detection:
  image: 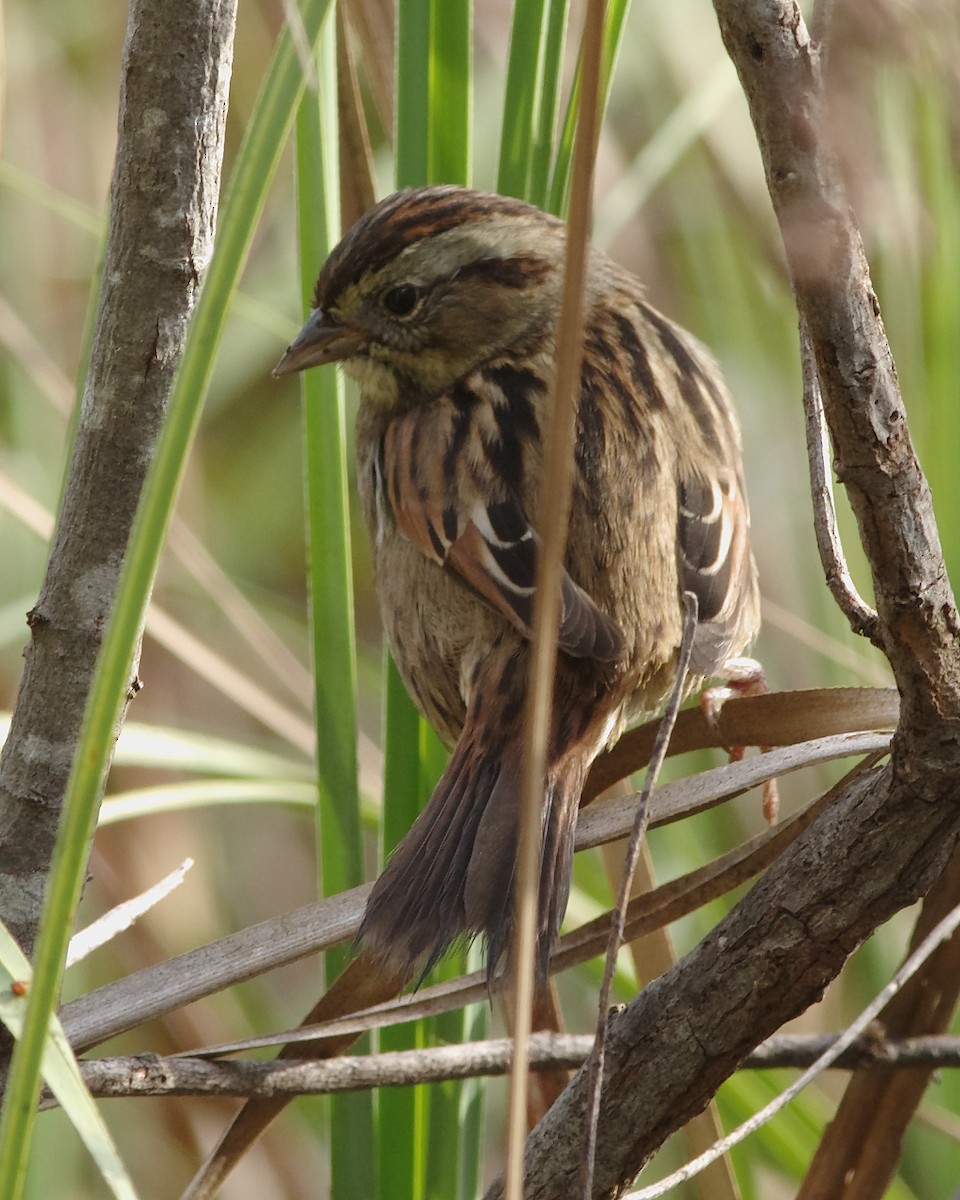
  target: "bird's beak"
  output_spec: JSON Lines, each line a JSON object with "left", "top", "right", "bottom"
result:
{"left": 273, "top": 309, "right": 367, "bottom": 378}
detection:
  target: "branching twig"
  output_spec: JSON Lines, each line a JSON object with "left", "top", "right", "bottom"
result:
{"left": 800, "top": 325, "right": 882, "bottom": 645}
{"left": 625, "top": 900, "right": 960, "bottom": 1199}
{"left": 64, "top": 1030, "right": 960, "bottom": 1104}
{"left": 581, "top": 593, "right": 698, "bottom": 1198}
{"left": 713, "top": 1, "right": 960, "bottom": 730}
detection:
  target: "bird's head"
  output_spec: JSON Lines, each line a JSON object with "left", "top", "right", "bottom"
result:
{"left": 274, "top": 186, "right": 567, "bottom": 407}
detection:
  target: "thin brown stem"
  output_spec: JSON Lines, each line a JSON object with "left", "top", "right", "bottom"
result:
{"left": 800, "top": 324, "right": 881, "bottom": 645}
{"left": 581, "top": 592, "right": 698, "bottom": 1198}
{"left": 507, "top": 1, "right": 607, "bottom": 1193}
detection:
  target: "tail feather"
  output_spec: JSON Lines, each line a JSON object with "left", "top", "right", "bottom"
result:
{"left": 536, "top": 763, "right": 584, "bottom": 972}
{"left": 359, "top": 722, "right": 586, "bottom": 984}
{"left": 359, "top": 747, "right": 483, "bottom": 973}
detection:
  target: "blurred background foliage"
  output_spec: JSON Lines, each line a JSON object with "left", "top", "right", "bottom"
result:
{"left": 0, "top": 0, "right": 958, "bottom": 1196}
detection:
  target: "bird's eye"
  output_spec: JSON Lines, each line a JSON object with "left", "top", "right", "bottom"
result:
{"left": 381, "top": 284, "right": 421, "bottom": 318}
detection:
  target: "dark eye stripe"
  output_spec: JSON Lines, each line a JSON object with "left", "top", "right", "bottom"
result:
{"left": 455, "top": 254, "right": 552, "bottom": 289}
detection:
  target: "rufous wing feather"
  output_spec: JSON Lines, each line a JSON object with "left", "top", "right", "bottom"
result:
{"left": 382, "top": 418, "right": 625, "bottom": 662}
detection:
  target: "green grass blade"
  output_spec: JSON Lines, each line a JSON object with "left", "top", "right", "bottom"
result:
{"left": 428, "top": 0, "right": 472, "bottom": 183}
{"left": 379, "top": 7, "right": 435, "bottom": 1186}
{"left": 547, "top": 0, "right": 632, "bottom": 215}
{"left": 396, "top": 0, "right": 431, "bottom": 187}
{"left": 295, "top": 18, "right": 376, "bottom": 1198}
{"left": 295, "top": 18, "right": 362, "bottom": 939}
{"left": 453, "top": 954, "right": 487, "bottom": 1200}
{"left": 497, "top": 0, "right": 569, "bottom": 205}
{"left": 915, "top": 79, "right": 960, "bottom": 579}
{"left": 98, "top": 779, "right": 318, "bottom": 823}
{"left": 378, "top": 659, "right": 431, "bottom": 1200}
{"left": 380, "top": 3, "right": 474, "bottom": 1183}
{"left": 528, "top": 0, "right": 569, "bottom": 206}
{"left": 110, "top": 721, "right": 313, "bottom": 780}
{"left": 497, "top": 0, "right": 547, "bottom": 198}
{"left": 396, "top": 0, "right": 471, "bottom": 187}
{"left": 0, "top": 923, "right": 138, "bottom": 1200}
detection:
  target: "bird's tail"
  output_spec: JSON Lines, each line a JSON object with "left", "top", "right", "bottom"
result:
{"left": 359, "top": 693, "right": 587, "bottom": 984}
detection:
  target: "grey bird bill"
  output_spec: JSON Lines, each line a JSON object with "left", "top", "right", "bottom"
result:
{"left": 273, "top": 308, "right": 367, "bottom": 377}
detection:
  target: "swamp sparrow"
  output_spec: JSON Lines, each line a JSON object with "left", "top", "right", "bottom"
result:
{"left": 276, "top": 185, "right": 760, "bottom": 982}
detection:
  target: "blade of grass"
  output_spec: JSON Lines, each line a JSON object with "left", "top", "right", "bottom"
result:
{"left": 497, "top": 0, "right": 569, "bottom": 206}
{"left": 295, "top": 17, "right": 377, "bottom": 1199}
{"left": 454, "top": 947, "right": 488, "bottom": 1200}
{"left": 378, "top": 663, "right": 430, "bottom": 1200}
{"left": 428, "top": 0, "right": 472, "bottom": 184}
{"left": 547, "top": 0, "right": 632, "bottom": 215}
{"left": 914, "top": 76, "right": 960, "bottom": 580}
{"left": 382, "top": 0, "right": 473, "bottom": 1191}
{"left": 0, "top": 922, "right": 138, "bottom": 1200}
{"left": 396, "top": 0, "right": 430, "bottom": 187}
{"left": 98, "top": 780, "right": 319, "bottom": 824}
{"left": 421, "top": 21, "right": 475, "bottom": 1167}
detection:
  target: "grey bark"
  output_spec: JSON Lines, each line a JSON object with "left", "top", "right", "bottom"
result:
{"left": 0, "top": 0, "right": 237, "bottom": 953}
{"left": 483, "top": 3, "right": 960, "bottom": 1196}
{"left": 64, "top": 1034, "right": 960, "bottom": 1104}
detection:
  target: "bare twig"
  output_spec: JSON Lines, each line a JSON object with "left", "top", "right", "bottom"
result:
{"left": 600, "top": 834, "right": 740, "bottom": 1200}
{"left": 800, "top": 324, "right": 881, "bottom": 645}
{"left": 748, "top": 1032, "right": 960, "bottom": 1070}
{"left": 798, "top": 845, "right": 960, "bottom": 1199}
{"left": 581, "top": 593, "right": 698, "bottom": 1198}
{"left": 625, "top": 899, "right": 960, "bottom": 1199}
{"left": 54, "top": 1029, "right": 960, "bottom": 1106}
{"left": 169, "top": 759, "right": 861, "bottom": 1061}
{"left": 60, "top": 718, "right": 890, "bottom": 1057}
{"left": 713, "top": 1, "right": 960, "bottom": 731}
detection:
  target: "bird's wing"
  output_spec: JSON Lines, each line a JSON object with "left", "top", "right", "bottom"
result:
{"left": 676, "top": 466, "right": 757, "bottom": 673}
{"left": 379, "top": 416, "right": 624, "bottom": 662}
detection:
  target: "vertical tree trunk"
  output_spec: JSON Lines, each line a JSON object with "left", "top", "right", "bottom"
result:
{"left": 0, "top": 0, "right": 238, "bottom": 954}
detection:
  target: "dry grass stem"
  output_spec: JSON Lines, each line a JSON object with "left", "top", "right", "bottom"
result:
{"left": 507, "top": 2, "right": 607, "bottom": 1194}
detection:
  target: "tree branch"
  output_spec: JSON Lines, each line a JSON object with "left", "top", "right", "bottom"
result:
{"left": 480, "top": 4, "right": 960, "bottom": 1196}
{"left": 0, "top": 0, "right": 237, "bottom": 954}
{"left": 59, "top": 710, "right": 890, "bottom": 1057}
{"left": 712, "top": 1, "right": 960, "bottom": 740}
{"left": 60, "top": 1033, "right": 960, "bottom": 1104}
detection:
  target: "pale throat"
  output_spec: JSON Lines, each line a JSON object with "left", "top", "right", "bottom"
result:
{"left": 341, "top": 355, "right": 400, "bottom": 408}
{"left": 342, "top": 344, "right": 489, "bottom": 410}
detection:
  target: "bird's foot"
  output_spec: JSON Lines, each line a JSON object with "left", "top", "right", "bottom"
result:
{"left": 700, "top": 657, "right": 779, "bottom": 823}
